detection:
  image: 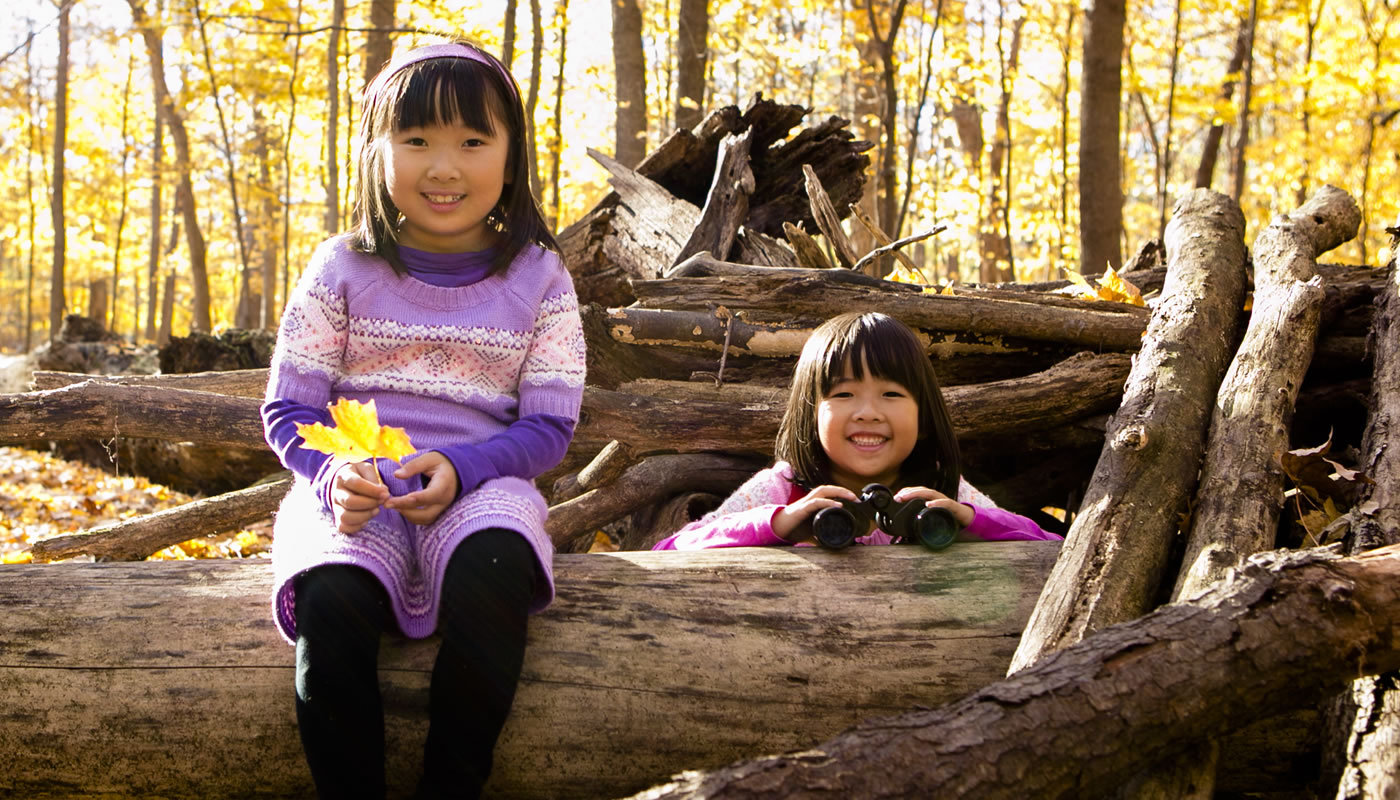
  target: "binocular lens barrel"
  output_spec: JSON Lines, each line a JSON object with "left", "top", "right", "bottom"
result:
{"left": 812, "top": 506, "right": 858, "bottom": 549}
{"left": 912, "top": 506, "right": 958, "bottom": 551}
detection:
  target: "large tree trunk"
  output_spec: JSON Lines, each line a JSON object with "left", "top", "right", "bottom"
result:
{"left": 0, "top": 545, "right": 1060, "bottom": 799}
{"left": 633, "top": 545, "right": 1400, "bottom": 800}
{"left": 611, "top": 0, "right": 647, "bottom": 167}
{"left": 1009, "top": 189, "right": 1248, "bottom": 672}
{"left": 1078, "top": 0, "right": 1126, "bottom": 274}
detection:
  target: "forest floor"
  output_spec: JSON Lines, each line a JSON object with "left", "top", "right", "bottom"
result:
{"left": 0, "top": 445, "right": 273, "bottom": 564}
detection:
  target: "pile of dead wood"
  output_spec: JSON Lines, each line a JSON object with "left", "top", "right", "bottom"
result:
{"left": 1, "top": 98, "right": 1397, "bottom": 798}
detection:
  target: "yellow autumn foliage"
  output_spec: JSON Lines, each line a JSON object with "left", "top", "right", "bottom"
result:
{"left": 296, "top": 398, "right": 417, "bottom": 466}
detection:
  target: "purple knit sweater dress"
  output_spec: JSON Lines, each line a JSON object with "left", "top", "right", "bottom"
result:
{"left": 263, "top": 235, "right": 586, "bottom": 643}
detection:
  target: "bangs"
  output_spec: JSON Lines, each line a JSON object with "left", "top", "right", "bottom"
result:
{"left": 383, "top": 59, "right": 506, "bottom": 135}
{"left": 817, "top": 315, "right": 926, "bottom": 396}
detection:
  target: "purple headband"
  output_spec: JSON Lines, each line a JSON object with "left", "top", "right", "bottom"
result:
{"left": 374, "top": 42, "right": 518, "bottom": 102}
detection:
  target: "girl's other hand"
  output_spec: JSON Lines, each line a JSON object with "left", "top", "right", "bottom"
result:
{"left": 387, "top": 451, "right": 458, "bottom": 527}
{"left": 893, "top": 486, "right": 975, "bottom": 528}
{"left": 330, "top": 461, "right": 391, "bottom": 534}
{"left": 773, "top": 485, "right": 859, "bottom": 542}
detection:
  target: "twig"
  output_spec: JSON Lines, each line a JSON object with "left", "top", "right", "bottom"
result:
{"left": 850, "top": 225, "right": 948, "bottom": 274}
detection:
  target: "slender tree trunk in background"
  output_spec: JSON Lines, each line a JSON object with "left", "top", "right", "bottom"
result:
{"left": 1228, "top": 0, "right": 1257, "bottom": 202}
{"left": 863, "top": 0, "right": 907, "bottom": 258}
{"left": 1296, "top": 0, "right": 1324, "bottom": 206}
{"left": 363, "top": 0, "right": 394, "bottom": 85}
{"left": 24, "top": 34, "right": 38, "bottom": 353}
{"left": 1354, "top": 0, "right": 1398, "bottom": 266}
{"left": 193, "top": 0, "right": 253, "bottom": 327}
{"left": 897, "top": 3, "right": 942, "bottom": 242}
{"left": 549, "top": 0, "right": 569, "bottom": 227}
{"left": 324, "top": 0, "right": 345, "bottom": 235}
{"left": 254, "top": 105, "right": 278, "bottom": 329}
{"left": 1078, "top": 0, "right": 1126, "bottom": 274}
{"left": 503, "top": 0, "right": 518, "bottom": 67}
{"left": 282, "top": 0, "right": 304, "bottom": 315}
{"left": 986, "top": 8, "right": 1023, "bottom": 283}
{"left": 849, "top": 0, "right": 886, "bottom": 263}
{"left": 526, "top": 0, "right": 544, "bottom": 201}
{"left": 49, "top": 2, "right": 70, "bottom": 344}
{"left": 1158, "top": 0, "right": 1182, "bottom": 237}
{"left": 112, "top": 49, "right": 134, "bottom": 338}
{"left": 144, "top": 8, "right": 164, "bottom": 344}
{"left": 129, "top": 0, "right": 213, "bottom": 332}
{"left": 1193, "top": 18, "right": 1247, "bottom": 189}
{"left": 1056, "top": 2, "right": 1073, "bottom": 280}
{"left": 612, "top": 0, "right": 647, "bottom": 167}
{"left": 675, "top": 0, "right": 709, "bottom": 130}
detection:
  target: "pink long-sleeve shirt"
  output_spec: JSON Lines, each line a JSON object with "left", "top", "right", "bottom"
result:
{"left": 653, "top": 461, "right": 1062, "bottom": 550}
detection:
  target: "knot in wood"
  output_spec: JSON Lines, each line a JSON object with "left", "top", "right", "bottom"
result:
{"left": 1112, "top": 425, "right": 1148, "bottom": 451}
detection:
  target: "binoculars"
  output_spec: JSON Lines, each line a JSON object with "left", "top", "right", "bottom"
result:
{"left": 811, "top": 483, "right": 959, "bottom": 551}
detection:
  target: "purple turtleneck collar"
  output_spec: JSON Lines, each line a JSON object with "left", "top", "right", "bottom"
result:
{"left": 398, "top": 245, "right": 497, "bottom": 287}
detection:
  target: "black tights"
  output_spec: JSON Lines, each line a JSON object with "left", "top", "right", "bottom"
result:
{"left": 293, "top": 529, "right": 536, "bottom": 800}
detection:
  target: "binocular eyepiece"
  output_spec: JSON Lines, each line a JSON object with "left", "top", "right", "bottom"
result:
{"left": 811, "top": 483, "right": 959, "bottom": 551}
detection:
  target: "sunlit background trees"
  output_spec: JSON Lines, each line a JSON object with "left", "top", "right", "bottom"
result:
{"left": 1, "top": 0, "right": 1395, "bottom": 350}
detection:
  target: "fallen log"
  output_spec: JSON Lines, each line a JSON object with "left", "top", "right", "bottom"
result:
{"left": 1009, "top": 189, "right": 1249, "bottom": 673}
{"left": 630, "top": 274, "right": 1152, "bottom": 351}
{"left": 10, "top": 353, "right": 1133, "bottom": 467}
{"left": 1130, "top": 185, "right": 1359, "bottom": 799}
{"left": 1, "top": 544, "right": 1059, "bottom": 799}
{"left": 29, "top": 474, "right": 292, "bottom": 563}
{"left": 630, "top": 544, "right": 1400, "bottom": 800}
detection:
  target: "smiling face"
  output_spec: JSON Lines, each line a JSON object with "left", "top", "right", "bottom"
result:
{"left": 815, "top": 353, "right": 921, "bottom": 493}
{"left": 384, "top": 114, "right": 510, "bottom": 254}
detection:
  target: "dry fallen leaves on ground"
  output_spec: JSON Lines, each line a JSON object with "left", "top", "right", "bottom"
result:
{"left": 0, "top": 446, "right": 272, "bottom": 564}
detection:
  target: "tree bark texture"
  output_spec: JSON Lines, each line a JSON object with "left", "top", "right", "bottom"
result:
{"left": 1329, "top": 256, "right": 1400, "bottom": 800}
{"left": 630, "top": 545, "right": 1400, "bottom": 800}
{"left": 630, "top": 274, "right": 1152, "bottom": 352}
{"left": 1174, "top": 185, "right": 1360, "bottom": 598}
{"left": 673, "top": 129, "right": 754, "bottom": 265}
{"left": 1129, "top": 185, "right": 1359, "bottom": 800}
{"left": 0, "top": 545, "right": 1060, "bottom": 799}
{"left": 1009, "top": 189, "right": 1248, "bottom": 673}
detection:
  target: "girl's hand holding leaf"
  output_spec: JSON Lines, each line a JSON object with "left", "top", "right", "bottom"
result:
{"left": 296, "top": 398, "right": 419, "bottom": 533}
{"left": 330, "top": 461, "right": 391, "bottom": 533}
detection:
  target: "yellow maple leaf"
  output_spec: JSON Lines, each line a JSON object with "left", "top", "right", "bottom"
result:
{"left": 296, "top": 398, "right": 417, "bottom": 471}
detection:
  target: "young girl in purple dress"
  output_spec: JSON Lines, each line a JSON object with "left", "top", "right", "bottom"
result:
{"left": 655, "top": 312, "right": 1060, "bottom": 550}
{"left": 261, "top": 40, "right": 585, "bottom": 799}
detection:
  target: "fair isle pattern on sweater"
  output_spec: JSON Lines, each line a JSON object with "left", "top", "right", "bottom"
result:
{"left": 265, "top": 236, "right": 585, "bottom": 643}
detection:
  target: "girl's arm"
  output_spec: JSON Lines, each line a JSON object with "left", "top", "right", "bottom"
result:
{"left": 652, "top": 505, "right": 791, "bottom": 550}
{"left": 959, "top": 504, "right": 1063, "bottom": 541}
{"left": 433, "top": 413, "right": 574, "bottom": 494}
{"left": 651, "top": 464, "right": 801, "bottom": 550}
{"left": 955, "top": 478, "right": 1063, "bottom": 541}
